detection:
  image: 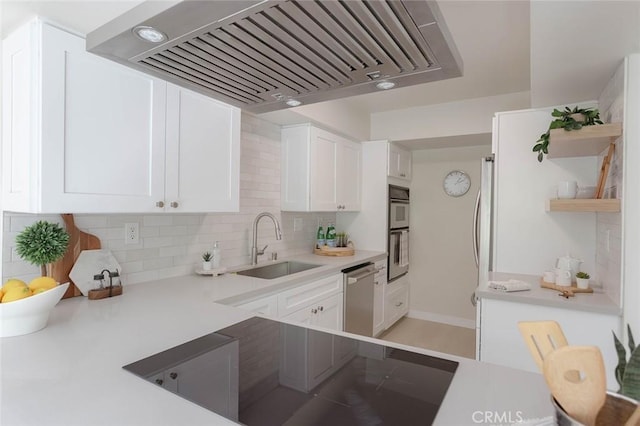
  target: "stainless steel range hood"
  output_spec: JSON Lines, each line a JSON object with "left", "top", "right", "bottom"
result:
{"left": 87, "top": 0, "right": 462, "bottom": 114}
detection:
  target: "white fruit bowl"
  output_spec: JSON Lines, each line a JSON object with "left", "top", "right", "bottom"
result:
{"left": 0, "top": 282, "right": 69, "bottom": 337}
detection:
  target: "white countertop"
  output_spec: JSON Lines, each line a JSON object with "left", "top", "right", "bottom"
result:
{"left": 476, "top": 272, "right": 621, "bottom": 316}
{"left": 1, "top": 252, "right": 554, "bottom": 425}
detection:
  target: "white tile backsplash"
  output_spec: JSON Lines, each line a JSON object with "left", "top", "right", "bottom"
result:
{"left": 2, "top": 113, "right": 336, "bottom": 286}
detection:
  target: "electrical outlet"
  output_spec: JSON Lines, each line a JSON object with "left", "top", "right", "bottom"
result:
{"left": 125, "top": 223, "right": 139, "bottom": 245}
{"left": 293, "top": 217, "right": 303, "bottom": 232}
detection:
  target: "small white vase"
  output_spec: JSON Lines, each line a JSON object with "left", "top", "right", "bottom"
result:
{"left": 202, "top": 261, "right": 212, "bottom": 271}
{"left": 576, "top": 277, "right": 590, "bottom": 289}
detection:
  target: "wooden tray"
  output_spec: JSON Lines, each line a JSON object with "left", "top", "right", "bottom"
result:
{"left": 51, "top": 214, "right": 102, "bottom": 299}
{"left": 314, "top": 245, "right": 355, "bottom": 257}
{"left": 88, "top": 286, "right": 123, "bottom": 300}
{"left": 541, "top": 279, "right": 593, "bottom": 298}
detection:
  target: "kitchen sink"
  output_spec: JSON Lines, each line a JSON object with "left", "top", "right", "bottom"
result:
{"left": 235, "top": 261, "right": 321, "bottom": 280}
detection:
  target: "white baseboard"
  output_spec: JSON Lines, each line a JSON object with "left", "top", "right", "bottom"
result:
{"left": 407, "top": 309, "right": 476, "bottom": 329}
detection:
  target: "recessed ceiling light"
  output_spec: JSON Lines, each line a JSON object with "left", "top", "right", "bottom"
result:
{"left": 376, "top": 81, "right": 396, "bottom": 90}
{"left": 132, "top": 26, "right": 167, "bottom": 43}
{"left": 285, "top": 99, "right": 302, "bottom": 107}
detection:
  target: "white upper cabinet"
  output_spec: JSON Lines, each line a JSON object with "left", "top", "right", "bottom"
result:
{"left": 281, "top": 124, "right": 361, "bottom": 212}
{"left": 2, "top": 19, "right": 240, "bottom": 214}
{"left": 387, "top": 143, "right": 412, "bottom": 180}
{"left": 164, "top": 85, "right": 240, "bottom": 212}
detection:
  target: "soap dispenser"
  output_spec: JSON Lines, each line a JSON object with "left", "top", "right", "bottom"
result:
{"left": 212, "top": 241, "right": 221, "bottom": 268}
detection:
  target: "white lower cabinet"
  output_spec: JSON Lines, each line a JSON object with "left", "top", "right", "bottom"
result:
{"left": 234, "top": 273, "right": 344, "bottom": 332}
{"left": 279, "top": 308, "right": 357, "bottom": 393}
{"left": 479, "top": 297, "right": 621, "bottom": 389}
{"left": 384, "top": 275, "right": 409, "bottom": 330}
{"left": 373, "top": 260, "right": 387, "bottom": 337}
{"left": 152, "top": 339, "right": 239, "bottom": 421}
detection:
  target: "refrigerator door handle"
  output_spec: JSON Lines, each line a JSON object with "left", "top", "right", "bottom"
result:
{"left": 473, "top": 188, "right": 480, "bottom": 267}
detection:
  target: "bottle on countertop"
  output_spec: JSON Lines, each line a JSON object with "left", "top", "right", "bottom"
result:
{"left": 326, "top": 223, "right": 336, "bottom": 247}
{"left": 316, "top": 221, "right": 325, "bottom": 249}
{"left": 212, "top": 241, "right": 221, "bottom": 268}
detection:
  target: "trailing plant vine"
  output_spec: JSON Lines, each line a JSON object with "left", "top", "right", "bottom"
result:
{"left": 533, "top": 106, "right": 603, "bottom": 162}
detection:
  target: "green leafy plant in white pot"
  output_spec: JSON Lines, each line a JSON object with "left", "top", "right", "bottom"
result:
{"left": 575, "top": 271, "right": 590, "bottom": 289}
{"left": 202, "top": 251, "right": 213, "bottom": 271}
{"left": 15, "top": 221, "right": 69, "bottom": 277}
{"left": 533, "top": 106, "right": 603, "bottom": 162}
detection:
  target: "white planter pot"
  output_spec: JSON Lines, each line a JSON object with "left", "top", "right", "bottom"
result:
{"left": 576, "top": 277, "right": 590, "bottom": 289}
{"left": 202, "top": 261, "right": 212, "bottom": 271}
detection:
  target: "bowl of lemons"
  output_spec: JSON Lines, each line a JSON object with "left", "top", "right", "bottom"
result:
{"left": 0, "top": 277, "right": 69, "bottom": 337}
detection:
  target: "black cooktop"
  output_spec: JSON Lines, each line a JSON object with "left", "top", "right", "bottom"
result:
{"left": 124, "top": 317, "right": 458, "bottom": 426}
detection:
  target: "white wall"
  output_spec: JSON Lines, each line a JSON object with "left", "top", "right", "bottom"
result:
{"left": 259, "top": 98, "right": 371, "bottom": 142}
{"left": 597, "top": 60, "right": 625, "bottom": 306}
{"left": 370, "top": 91, "right": 530, "bottom": 142}
{"left": 2, "top": 113, "right": 335, "bottom": 285}
{"left": 493, "top": 106, "right": 598, "bottom": 277}
{"left": 408, "top": 144, "right": 491, "bottom": 328}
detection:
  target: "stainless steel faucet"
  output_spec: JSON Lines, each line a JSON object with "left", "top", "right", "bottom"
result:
{"left": 251, "top": 212, "right": 282, "bottom": 265}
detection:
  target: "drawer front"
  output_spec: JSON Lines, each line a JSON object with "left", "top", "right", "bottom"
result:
{"left": 278, "top": 273, "right": 343, "bottom": 317}
{"left": 235, "top": 295, "right": 278, "bottom": 317}
{"left": 385, "top": 285, "right": 409, "bottom": 329}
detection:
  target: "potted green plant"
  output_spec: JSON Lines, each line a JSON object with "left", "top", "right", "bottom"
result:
{"left": 533, "top": 106, "right": 603, "bottom": 162}
{"left": 202, "top": 251, "right": 213, "bottom": 271}
{"left": 613, "top": 325, "right": 640, "bottom": 401}
{"left": 575, "top": 271, "right": 590, "bottom": 289}
{"left": 15, "top": 221, "right": 69, "bottom": 277}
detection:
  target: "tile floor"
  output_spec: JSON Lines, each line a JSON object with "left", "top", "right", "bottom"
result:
{"left": 379, "top": 317, "right": 476, "bottom": 359}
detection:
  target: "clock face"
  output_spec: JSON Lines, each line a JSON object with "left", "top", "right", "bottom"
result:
{"left": 443, "top": 170, "right": 471, "bottom": 197}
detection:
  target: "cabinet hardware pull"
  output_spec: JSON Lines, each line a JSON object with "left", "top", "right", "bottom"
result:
{"left": 155, "top": 378, "right": 164, "bottom": 385}
{"left": 170, "top": 201, "right": 179, "bottom": 208}
{"left": 319, "top": 306, "right": 324, "bottom": 312}
{"left": 169, "top": 372, "right": 178, "bottom": 380}
{"left": 155, "top": 201, "right": 165, "bottom": 208}
{"left": 311, "top": 308, "right": 317, "bottom": 314}
{"left": 395, "top": 302, "right": 403, "bottom": 307}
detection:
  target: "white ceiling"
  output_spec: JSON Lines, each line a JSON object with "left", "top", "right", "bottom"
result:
{"left": 2, "top": 1, "right": 639, "bottom": 127}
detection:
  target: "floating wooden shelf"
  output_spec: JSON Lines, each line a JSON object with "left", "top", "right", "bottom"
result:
{"left": 547, "top": 122, "right": 622, "bottom": 159}
{"left": 547, "top": 199, "right": 621, "bottom": 212}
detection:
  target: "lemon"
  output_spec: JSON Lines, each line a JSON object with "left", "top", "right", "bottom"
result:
{"left": 28, "top": 276, "right": 57, "bottom": 292}
{"left": 2, "top": 286, "right": 32, "bottom": 303}
{"left": 2, "top": 279, "right": 27, "bottom": 293}
{"left": 32, "top": 288, "right": 48, "bottom": 295}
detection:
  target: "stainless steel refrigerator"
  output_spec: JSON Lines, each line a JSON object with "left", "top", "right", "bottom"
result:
{"left": 472, "top": 154, "right": 495, "bottom": 359}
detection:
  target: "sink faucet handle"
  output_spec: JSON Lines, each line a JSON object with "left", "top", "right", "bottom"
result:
{"left": 258, "top": 245, "right": 268, "bottom": 255}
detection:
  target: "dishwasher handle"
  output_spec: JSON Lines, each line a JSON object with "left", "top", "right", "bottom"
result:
{"left": 347, "top": 269, "right": 377, "bottom": 285}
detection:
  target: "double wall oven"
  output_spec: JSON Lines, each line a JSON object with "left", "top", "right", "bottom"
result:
{"left": 388, "top": 185, "right": 410, "bottom": 281}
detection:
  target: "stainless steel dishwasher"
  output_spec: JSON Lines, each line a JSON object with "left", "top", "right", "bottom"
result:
{"left": 343, "top": 262, "right": 378, "bottom": 337}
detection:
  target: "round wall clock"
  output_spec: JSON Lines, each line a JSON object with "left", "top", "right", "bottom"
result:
{"left": 443, "top": 170, "right": 471, "bottom": 197}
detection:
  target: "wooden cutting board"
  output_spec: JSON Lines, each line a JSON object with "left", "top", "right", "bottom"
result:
{"left": 51, "top": 214, "right": 101, "bottom": 299}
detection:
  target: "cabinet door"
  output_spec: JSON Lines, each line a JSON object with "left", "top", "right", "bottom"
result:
{"left": 373, "top": 264, "right": 387, "bottom": 337}
{"left": 336, "top": 140, "right": 361, "bottom": 211}
{"left": 39, "top": 23, "right": 167, "bottom": 213}
{"left": 307, "top": 329, "right": 334, "bottom": 390}
{"left": 2, "top": 21, "right": 35, "bottom": 212}
{"left": 309, "top": 128, "right": 338, "bottom": 211}
{"left": 387, "top": 144, "right": 411, "bottom": 180}
{"left": 398, "top": 148, "right": 412, "bottom": 180}
{"left": 165, "top": 85, "right": 240, "bottom": 212}
{"left": 168, "top": 340, "right": 239, "bottom": 421}
{"left": 313, "top": 292, "right": 344, "bottom": 331}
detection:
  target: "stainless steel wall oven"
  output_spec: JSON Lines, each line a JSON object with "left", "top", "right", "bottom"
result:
{"left": 388, "top": 185, "right": 410, "bottom": 282}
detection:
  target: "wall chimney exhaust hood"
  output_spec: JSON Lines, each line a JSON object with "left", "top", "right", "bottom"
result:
{"left": 87, "top": 0, "right": 463, "bottom": 114}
